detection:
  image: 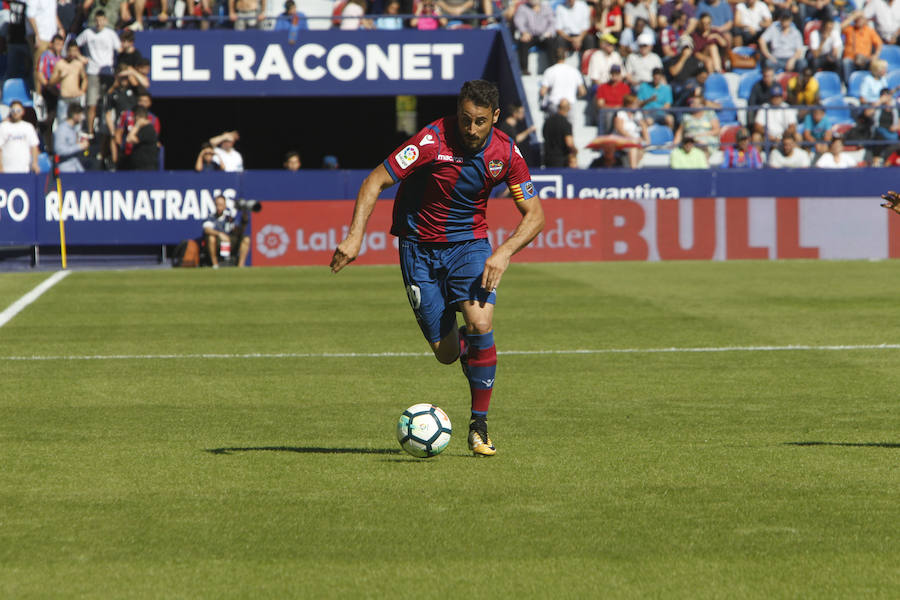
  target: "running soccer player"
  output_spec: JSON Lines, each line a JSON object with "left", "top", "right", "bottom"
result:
{"left": 330, "top": 80, "right": 545, "bottom": 456}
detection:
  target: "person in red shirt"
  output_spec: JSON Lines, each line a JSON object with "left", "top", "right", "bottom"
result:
{"left": 595, "top": 65, "right": 633, "bottom": 132}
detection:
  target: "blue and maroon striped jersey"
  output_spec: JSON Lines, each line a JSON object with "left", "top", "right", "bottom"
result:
{"left": 383, "top": 115, "right": 536, "bottom": 243}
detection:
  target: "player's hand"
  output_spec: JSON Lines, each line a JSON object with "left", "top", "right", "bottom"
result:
{"left": 330, "top": 237, "right": 362, "bottom": 273}
{"left": 881, "top": 190, "right": 900, "bottom": 214}
{"left": 481, "top": 251, "right": 511, "bottom": 292}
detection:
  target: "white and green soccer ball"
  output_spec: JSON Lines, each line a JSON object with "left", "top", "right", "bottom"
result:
{"left": 396, "top": 404, "right": 452, "bottom": 458}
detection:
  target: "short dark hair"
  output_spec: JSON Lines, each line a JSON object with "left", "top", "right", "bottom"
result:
{"left": 69, "top": 104, "right": 84, "bottom": 116}
{"left": 458, "top": 80, "right": 499, "bottom": 112}
{"left": 120, "top": 29, "right": 135, "bottom": 42}
{"left": 284, "top": 150, "right": 300, "bottom": 161}
{"left": 134, "top": 106, "right": 149, "bottom": 119}
{"left": 505, "top": 102, "right": 522, "bottom": 115}
{"left": 52, "top": 34, "right": 64, "bottom": 43}
{"left": 9, "top": 100, "right": 23, "bottom": 110}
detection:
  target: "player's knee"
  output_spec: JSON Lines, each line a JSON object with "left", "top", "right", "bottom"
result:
{"left": 465, "top": 319, "right": 493, "bottom": 335}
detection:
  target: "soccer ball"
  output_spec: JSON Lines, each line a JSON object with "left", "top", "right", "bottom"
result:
{"left": 396, "top": 404, "right": 452, "bottom": 458}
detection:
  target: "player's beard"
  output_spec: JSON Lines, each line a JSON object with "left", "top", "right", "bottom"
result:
{"left": 462, "top": 132, "right": 488, "bottom": 152}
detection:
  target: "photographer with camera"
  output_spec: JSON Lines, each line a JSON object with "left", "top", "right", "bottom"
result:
{"left": 203, "top": 195, "right": 254, "bottom": 268}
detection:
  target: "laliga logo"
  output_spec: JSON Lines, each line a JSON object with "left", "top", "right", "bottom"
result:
{"left": 0, "top": 188, "right": 30, "bottom": 222}
{"left": 256, "top": 224, "right": 289, "bottom": 258}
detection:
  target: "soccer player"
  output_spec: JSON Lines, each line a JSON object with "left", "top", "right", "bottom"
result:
{"left": 330, "top": 80, "right": 545, "bottom": 457}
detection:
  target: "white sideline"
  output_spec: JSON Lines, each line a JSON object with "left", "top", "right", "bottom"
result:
{"left": 3, "top": 343, "right": 900, "bottom": 361}
{"left": 0, "top": 271, "right": 71, "bottom": 329}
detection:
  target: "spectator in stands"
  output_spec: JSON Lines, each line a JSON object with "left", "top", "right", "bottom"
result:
{"left": 411, "top": 0, "right": 447, "bottom": 29}
{"left": 638, "top": 67, "right": 674, "bottom": 129}
{"left": 539, "top": 46, "right": 587, "bottom": 112}
{"left": 860, "top": 59, "right": 889, "bottom": 105}
{"left": 612, "top": 94, "right": 649, "bottom": 167}
{"left": 195, "top": 142, "right": 221, "bottom": 171}
{"left": 554, "top": 0, "right": 594, "bottom": 55}
{"left": 759, "top": 10, "right": 806, "bottom": 73}
{"left": 809, "top": 16, "right": 843, "bottom": 74}
{"left": 667, "top": 37, "right": 708, "bottom": 106}
{"left": 542, "top": 97, "right": 576, "bottom": 166}
{"left": 594, "top": 0, "right": 623, "bottom": 39}
{"left": 211, "top": 131, "right": 244, "bottom": 171}
{"left": 695, "top": 0, "right": 733, "bottom": 47}
{"left": 499, "top": 102, "right": 538, "bottom": 150}
{"left": 595, "top": 64, "right": 631, "bottom": 130}
{"left": 675, "top": 93, "right": 720, "bottom": 152}
{"left": 660, "top": 10, "right": 688, "bottom": 62}
{"left": 49, "top": 41, "right": 87, "bottom": 128}
{"left": 340, "top": 0, "right": 373, "bottom": 29}
{"left": 874, "top": 88, "right": 900, "bottom": 158}
{"left": 276, "top": 0, "right": 309, "bottom": 33}
{"left": 116, "top": 30, "right": 144, "bottom": 70}
{"left": 192, "top": 0, "right": 215, "bottom": 30}
{"left": 670, "top": 136, "right": 709, "bottom": 168}
{"left": 121, "top": 0, "right": 170, "bottom": 31}
{"left": 115, "top": 92, "right": 159, "bottom": 168}
{"left": 587, "top": 33, "right": 623, "bottom": 86}
{"left": 323, "top": 154, "right": 340, "bottom": 169}
{"left": 659, "top": 0, "right": 696, "bottom": 31}
{"left": 816, "top": 135, "right": 857, "bottom": 167}
{"left": 802, "top": 107, "right": 833, "bottom": 154}
{"left": 373, "top": 0, "right": 402, "bottom": 29}
{"left": 436, "top": 0, "right": 477, "bottom": 26}
{"left": 691, "top": 13, "right": 726, "bottom": 73}
{"left": 0, "top": 101, "right": 40, "bottom": 173}
{"left": 36, "top": 33, "right": 64, "bottom": 148}
{"left": 627, "top": 0, "right": 657, "bottom": 28}
{"left": 754, "top": 84, "right": 798, "bottom": 142}
{"left": 513, "top": 0, "right": 557, "bottom": 74}
{"left": 734, "top": 0, "right": 772, "bottom": 46}
{"left": 76, "top": 12, "right": 121, "bottom": 136}
{"left": 787, "top": 67, "right": 819, "bottom": 106}
{"left": 104, "top": 64, "right": 142, "bottom": 165}
{"left": 283, "top": 150, "right": 301, "bottom": 170}
{"left": 722, "top": 127, "right": 764, "bottom": 167}
{"left": 842, "top": 11, "right": 882, "bottom": 84}
{"left": 125, "top": 106, "right": 158, "bottom": 170}
{"left": 769, "top": 132, "right": 811, "bottom": 167}
{"left": 625, "top": 32, "right": 663, "bottom": 85}
{"left": 864, "top": 0, "right": 897, "bottom": 44}
{"left": 204, "top": 195, "right": 250, "bottom": 268}
{"left": 26, "top": 0, "right": 63, "bottom": 90}
{"left": 229, "top": 0, "right": 265, "bottom": 29}
{"left": 748, "top": 65, "right": 776, "bottom": 125}
{"left": 55, "top": 103, "right": 88, "bottom": 172}
{"left": 619, "top": 16, "right": 654, "bottom": 54}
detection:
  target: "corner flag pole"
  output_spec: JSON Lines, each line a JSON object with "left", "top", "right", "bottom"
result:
{"left": 54, "top": 157, "right": 67, "bottom": 269}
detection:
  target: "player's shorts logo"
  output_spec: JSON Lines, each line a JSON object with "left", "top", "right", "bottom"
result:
{"left": 256, "top": 224, "right": 290, "bottom": 258}
{"left": 488, "top": 160, "right": 503, "bottom": 177}
{"left": 396, "top": 145, "right": 420, "bottom": 170}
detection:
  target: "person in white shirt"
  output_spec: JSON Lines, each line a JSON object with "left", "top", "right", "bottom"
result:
{"left": 754, "top": 84, "right": 799, "bottom": 142}
{"left": 809, "top": 17, "right": 843, "bottom": 73}
{"left": 555, "top": 0, "right": 593, "bottom": 53}
{"left": 76, "top": 12, "right": 121, "bottom": 135}
{"left": 768, "top": 134, "right": 811, "bottom": 167}
{"left": 864, "top": 0, "right": 897, "bottom": 43}
{"left": 734, "top": 0, "right": 772, "bottom": 45}
{"left": 210, "top": 130, "right": 244, "bottom": 172}
{"left": 0, "top": 101, "right": 41, "bottom": 173}
{"left": 625, "top": 32, "right": 663, "bottom": 84}
{"left": 539, "top": 47, "right": 587, "bottom": 111}
{"left": 587, "top": 33, "right": 623, "bottom": 86}
{"left": 815, "top": 136, "right": 858, "bottom": 168}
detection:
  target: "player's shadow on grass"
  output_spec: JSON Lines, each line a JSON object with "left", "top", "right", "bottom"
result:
{"left": 786, "top": 441, "right": 900, "bottom": 449}
{"left": 205, "top": 446, "right": 403, "bottom": 456}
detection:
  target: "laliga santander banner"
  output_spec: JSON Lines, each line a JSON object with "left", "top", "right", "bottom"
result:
{"left": 250, "top": 195, "right": 900, "bottom": 266}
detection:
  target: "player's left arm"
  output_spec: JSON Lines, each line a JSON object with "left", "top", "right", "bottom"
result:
{"left": 881, "top": 190, "right": 900, "bottom": 214}
{"left": 482, "top": 195, "right": 544, "bottom": 292}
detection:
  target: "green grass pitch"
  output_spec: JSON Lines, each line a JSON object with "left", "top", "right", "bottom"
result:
{"left": 2, "top": 261, "right": 900, "bottom": 598}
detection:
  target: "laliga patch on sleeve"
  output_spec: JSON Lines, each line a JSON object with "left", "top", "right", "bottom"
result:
{"left": 395, "top": 144, "right": 420, "bottom": 170}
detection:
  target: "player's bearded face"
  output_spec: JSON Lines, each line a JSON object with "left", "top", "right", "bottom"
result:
{"left": 458, "top": 100, "right": 500, "bottom": 151}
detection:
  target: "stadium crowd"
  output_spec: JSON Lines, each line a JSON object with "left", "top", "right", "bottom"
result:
{"left": 2, "top": 0, "right": 900, "bottom": 170}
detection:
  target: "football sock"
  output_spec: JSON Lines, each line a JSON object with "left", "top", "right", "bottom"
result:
{"left": 465, "top": 330, "right": 496, "bottom": 418}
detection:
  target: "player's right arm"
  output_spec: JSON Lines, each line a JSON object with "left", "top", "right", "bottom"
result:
{"left": 330, "top": 163, "right": 396, "bottom": 273}
{"left": 881, "top": 190, "right": 900, "bottom": 214}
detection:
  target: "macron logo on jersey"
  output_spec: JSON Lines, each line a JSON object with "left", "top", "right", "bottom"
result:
{"left": 437, "top": 153, "right": 463, "bottom": 163}
{"left": 419, "top": 134, "right": 434, "bottom": 146}
{"left": 395, "top": 144, "right": 419, "bottom": 170}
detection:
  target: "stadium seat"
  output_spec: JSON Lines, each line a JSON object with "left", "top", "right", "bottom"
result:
{"left": 647, "top": 124, "right": 674, "bottom": 154}
{"left": 803, "top": 20, "right": 821, "bottom": 46}
{"left": 847, "top": 70, "right": 868, "bottom": 98}
{"left": 37, "top": 152, "right": 52, "bottom": 173}
{"left": 881, "top": 45, "right": 900, "bottom": 72}
{"left": 776, "top": 71, "right": 796, "bottom": 96}
{"left": 730, "top": 46, "right": 759, "bottom": 75}
{"left": 1, "top": 78, "right": 33, "bottom": 107}
{"left": 715, "top": 97, "right": 740, "bottom": 126}
{"left": 823, "top": 95, "right": 852, "bottom": 124}
{"left": 0, "top": 105, "right": 8, "bottom": 121}
{"left": 738, "top": 71, "right": 762, "bottom": 100}
{"left": 704, "top": 73, "right": 731, "bottom": 102}
{"left": 719, "top": 124, "right": 741, "bottom": 145}
{"left": 887, "top": 69, "right": 900, "bottom": 93}
{"left": 814, "top": 71, "right": 843, "bottom": 99}
{"left": 722, "top": 72, "right": 740, "bottom": 101}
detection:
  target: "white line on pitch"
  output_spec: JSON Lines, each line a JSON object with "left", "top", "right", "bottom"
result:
{"left": 0, "top": 271, "right": 71, "bottom": 329}
{"left": 3, "top": 343, "right": 900, "bottom": 361}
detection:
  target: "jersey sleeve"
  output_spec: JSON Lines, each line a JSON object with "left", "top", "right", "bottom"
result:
{"left": 505, "top": 143, "right": 537, "bottom": 203}
{"left": 382, "top": 126, "right": 440, "bottom": 183}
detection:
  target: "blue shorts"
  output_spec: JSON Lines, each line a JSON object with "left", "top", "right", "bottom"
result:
{"left": 399, "top": 238, "right": 496, "bottom": 343}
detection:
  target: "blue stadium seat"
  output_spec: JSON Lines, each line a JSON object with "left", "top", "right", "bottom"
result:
{"left": 715, "top": 97, "right": 740, "bottom": 126}
{"left": 814, "top": 71, "right": 843, "bottom": 100}
{"left": 737, "top": 71, "right": 762, "bottom": 100}
{"left": 1, "top": 78, "right": 33, "bottom": 107}
{"left": 888, "top": 69, "right": 900, "bottom": 94}
{"left": 704, "top": 73, "right": 731, "bottom": 102}
{"left": 37, "top": 152, "right": 52, "bottom": 174}
{"left": 648, "top": 124, "right": 674, "bottom": 154}
{"left": 847, "top": 70, "right": 869, "bottom": 98}
{"left": 881, "top": 45, "right": 900, "bottom": 72}
{"left": 822, "top": 95, "right": 852, "bottom": 124}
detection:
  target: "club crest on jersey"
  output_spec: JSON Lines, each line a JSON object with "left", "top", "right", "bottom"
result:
{"left": 396, "top": 144, "right": 419, "bottom": 170}
{"left": 488, "top": 159, "right": 504, "bottom": 177}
